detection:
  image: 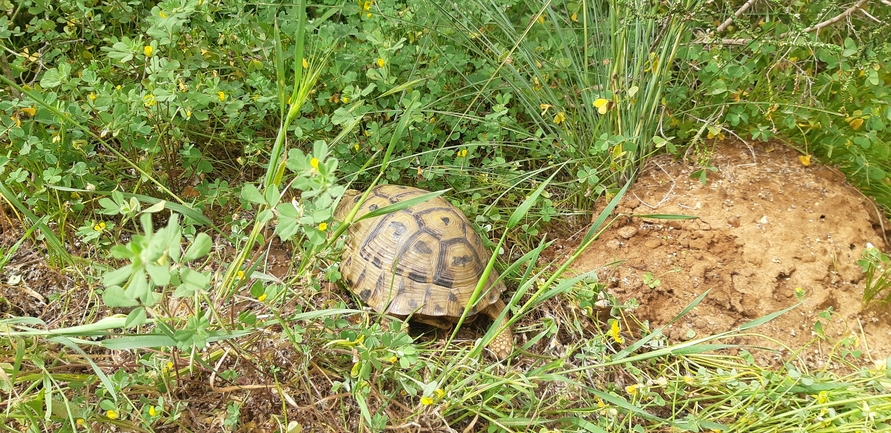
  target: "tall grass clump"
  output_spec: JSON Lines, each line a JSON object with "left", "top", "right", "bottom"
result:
{"left": 430, "top": 0, "right": 702, "bottom": 201}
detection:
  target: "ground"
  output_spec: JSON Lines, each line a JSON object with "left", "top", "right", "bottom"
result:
{"left": 3, "top": 138, "right": 891, "bottom": 431}
{"left": 572, "top": 139, "right": 891, "bottom": 368}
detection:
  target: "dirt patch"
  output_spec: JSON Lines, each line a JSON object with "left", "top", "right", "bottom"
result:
{"left": 574, "top": 139, "right": 891, "bottom": 367}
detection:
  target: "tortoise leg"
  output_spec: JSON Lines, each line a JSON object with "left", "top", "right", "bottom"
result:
{"left": 483, "top": 300, "right": 514, "bottom": 359}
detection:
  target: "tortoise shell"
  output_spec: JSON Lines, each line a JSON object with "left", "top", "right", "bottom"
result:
{"left": 335, "top": 185, "right": 512, "bottom": 358}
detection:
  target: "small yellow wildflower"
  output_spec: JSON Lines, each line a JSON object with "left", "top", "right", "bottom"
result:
{"left": 302, "top": 58, "right": 308, "bottom": 69}
{"left": 536, "top": 15, "right": 545, "bottom": 24}
{"left": 388, "top": 355, "right": 398, "bottom": 363}
{"left": 539, "top": 103, "right": 552, "bottom": 115}
{"left": 217, "top": 91, "right": 226, "bottom": 102}
{"left": 257, "top": 293, "right": 267, "bottom": 302}
{"left": 76, "top": 419, "right": 85, "bottom": 426}
{"left": 310, "top": 157, "right": 320, "bottom": 170}
{"left": 89, "top": 92, "right": 97, "bottom": 101}
{"left": 144, "top": 45, "right": 153, "bottom": 57}
{"left": 159, "top": 10, "right": 168, "bottom": 18}
{"left": 353, "top": 143, "right": 359, "bottom": 151}
{"left": 625, "top": 384, "right": 639, "bottom": 396}
{"left": 143, "top": 94, "right": 156, "bottom": 107}
{"left": 93, "top": 222, "right": 106, "bottom": 231}
{"left": 185, "top": 109, "right": 192, "bottom": 118}
{"left": 794, "top": 286, "right": 806, "bottom": 297}
{"left": 608, "top": 319, "right": 624, "bottom": 343}
{"left": 553, "top": 111, "right": 565, "bottom": 124}
{"left": 434, "top": 389, "right": 445, "bottom": 399}
{"left": 798, "top": 155, "right": 811, "bottom": 167}
{"left": 683, "top": 375, "right": 694, "bottom": 385}
{"left": 420, "top": 396, "right": 434, "bottom": 406}
{"left": 596, "top": 397, "right": 606, "bottom": 408}
{"left": 456, "top": 149, "right": 468, "bottom": 158}
{"left": 115, "top": 85, "right": 122, "bottom": 91}
{"left": 571, "top": 12, "right": 578, "bottom": 22}
{"left": 815, "top": 390, "right": 829, "bottom": 404}
{"left": 366, "top": 12, "right": 372, "bottom": 18}
{"left": 236, "top": 270, "right": 245, "bottom": 280}
{"left": 848, "top": 117, "right": 864, "bottom": 130}
{"left": 163, "top": 361, "right": 174, "bottom": 373}
{"left": 362, "top": 1, "right": 372, "bottom": 10}
{"left": 342, "top": 96, "right": 349, "bottom": 103}
{"left": 593, "top": 98, "right": 610, "bottom": 114}
{"left": 148, "top": 406, "right": 157, "bottom": 417}
{"left": 318, "top": 222, "right": 328, "bottom": 232}
{"left": 377, "top": 58, "right": 386, "bottom": 68}
{"left": 106, "top": 410, "right": 119, "bottom": 420}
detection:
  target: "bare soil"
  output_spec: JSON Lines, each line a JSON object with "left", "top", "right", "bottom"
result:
{"left": 574, "top": 139, "right": 891, "bottom": 367}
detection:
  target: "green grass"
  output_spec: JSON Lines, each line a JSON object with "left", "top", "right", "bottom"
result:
{"left": 1, "top": 0, "right": 891, "bottom": 431}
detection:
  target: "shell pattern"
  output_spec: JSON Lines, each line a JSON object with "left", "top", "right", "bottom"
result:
{"left": 335, "top": 185, "right": 505, "bottom": 322}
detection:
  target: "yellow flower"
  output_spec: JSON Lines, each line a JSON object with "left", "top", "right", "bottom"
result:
{"left": 310, "top": 157, "right": 320, "bottom": 170}
{"left": 302, "top": 58, "right": 308, "bottom": 69}
{"left": 76, "top": 419, "right": 85, "bottom": 426}
{"left": 362, "top": 1, "right": 372, "bottom": 10}
{"left": 848, "top": 117, "right": 864, "bottom": 130}
{"left": 377, "top": 58, "right": 385, "bottom": 68}
{"left": 536, "top": 15, "right": 545, "bottom": 24}
{"left": 236, "top": 270, "right": 245, "bottom": 280}
{"left": 593, "top": 98, "right": 610, "bottom": 114}
{"left": 93, "top": 222, "right": 106, "bottom": 231}
{"left": 571, "top": 12, "right": 578, "bottom": 22}
{"left": 434, "top": 389, "right": 445, "bottom": 399}
{"left": 625, "top": 384, "right": 639, "bottom": 396}
{"left": 553, "top": 111, "right": 565, "bottom": 124}
{"left": 420, "top": 396, "right": 434, "bottom": 406}
{"left": 185, "top": 109, "right": 192, "bottom": 118}
{"left": 20, "top": 107, "right": 36, "bottom": 116}
{"left": 217, "top": 91, "right": 226, "bottom": 102}
{"left": 163, "top": 361, "right": 174, "bottom": 373}
{"left": 388, "top": 355, "right": 398, "bottom": 363}
{"left": 159, "top": 10, "right": 167, "bottom": 18}
{"left": 143, "top": 94, "right": 156, "bottom": 107}
{"left": 815, "top": 390, "right": 829, "bottom": 404}
{"left": 596, "top": 397, "right": 606, "bottom": 408}
{"left": 608, "top": 320, "right": 624, "bottom": 343}
{"left": 683, "top": 375, "right": 694, "bottom": 385}
{"left": 318, "top": 222, "right": 328, "bottom": 232}
{"left": 456, "top": 149, "right": 468, "bottom": 158}
{"left": 342, "top": 96, "right": 350, "bottom": 103}
{"left": 106, "top": 410, "right": 119, "bottom": 420}
{"left": 89, "top": 92, "right": 96, "bottom": 101}
{"left": 257, "top": 293, "right": 267, "bottom": 302}
{"left": 148, "top": 406, "right": 157, "bottom": 417}
{"left": 539, "top": 103, "right": 552, "bottom": 115}
{"left": 144, "top": 45, "right": 153, "bottom": 57}
{"left": 366, "top": 12, "right": 372, "bottom": 18}
{"left": 353, "top": 143, "right": 359, "bottom": 151}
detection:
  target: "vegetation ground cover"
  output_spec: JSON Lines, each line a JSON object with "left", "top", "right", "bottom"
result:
{"left": 1, "top": 0, "right": 891, "bottom": 431}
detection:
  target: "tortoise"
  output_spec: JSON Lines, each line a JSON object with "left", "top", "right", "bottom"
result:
{"left": 335, "top": 184, "right": 513, "bottom": 359}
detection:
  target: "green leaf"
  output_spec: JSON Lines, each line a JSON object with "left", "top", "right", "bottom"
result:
{"left": 102, "top": 286, "right": 140, "bottom": 307}
{"left": 241, "top": 183, "right": 266, "bottom": 205}
{"left": 103, "top": 265, "right": 133, "bottom": 287}
{"left": 125, "top": 307, "right": 147, "bottom": 328}
{"left": 508, "top": 172, "right": 556, "bottom": 229}
{"left": 39, "top": 68, "right": 63, "bottom": 88}
{"left": 182, "top": 233, "right": 212, "bottom": 262}
{"left": 145, "top": 262, "right": 170, "bottom": 286}
{"left": 174, "top": 268, "right": 210, "bottom": 297}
